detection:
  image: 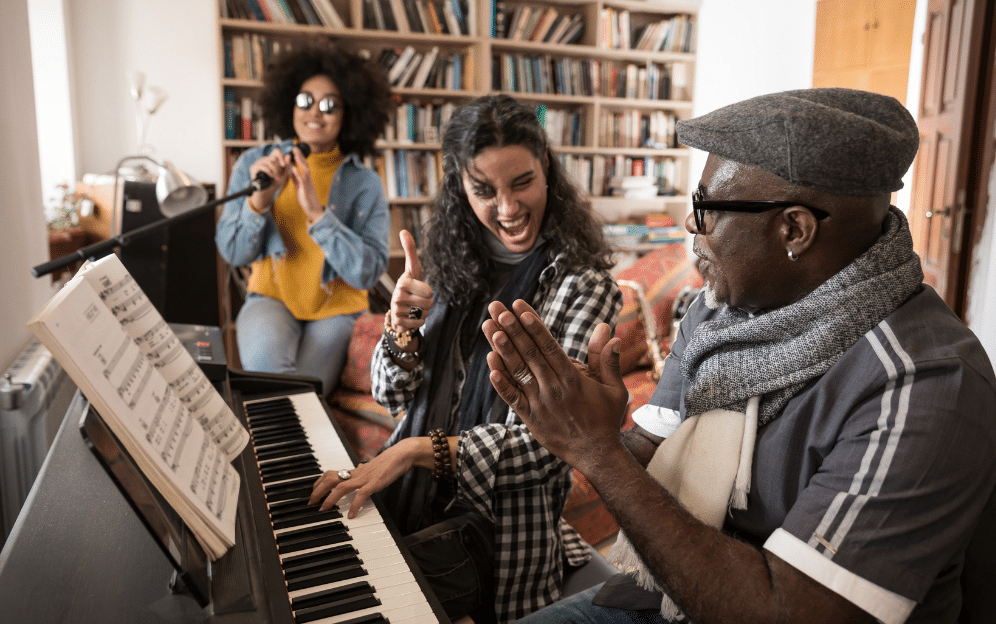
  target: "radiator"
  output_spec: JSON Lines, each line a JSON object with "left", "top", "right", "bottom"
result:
{"left": 0, "top": 337, "right": 78, "bottom": 544}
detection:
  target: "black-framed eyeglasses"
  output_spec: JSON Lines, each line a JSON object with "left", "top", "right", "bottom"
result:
{"left": 691, "top": 187, "right": 830, "bottom": 233}
{"left": 295, "top": 92, "right": 340, "bottom": 115}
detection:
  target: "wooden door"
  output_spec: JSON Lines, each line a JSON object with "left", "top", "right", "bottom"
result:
{"left": 907, "top": 0, "right": 988, "bottom": 314}
{"left": 812, "top": 0, "right": 916, "bottom": 104}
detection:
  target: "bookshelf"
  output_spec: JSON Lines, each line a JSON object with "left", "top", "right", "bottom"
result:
{"left": 218, "top": 0, "right": 700, "bottom": 272}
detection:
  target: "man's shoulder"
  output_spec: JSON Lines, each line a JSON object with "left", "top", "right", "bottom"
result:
{"left": 878, "top": 284, "right": 995, "bottom": 384}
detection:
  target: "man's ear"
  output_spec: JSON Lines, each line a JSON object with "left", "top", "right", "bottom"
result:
{"left": 781, "top": 206, "right": 820, "bottom": 258}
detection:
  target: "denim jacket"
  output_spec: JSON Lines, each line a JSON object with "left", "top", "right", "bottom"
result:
{"left": 215, "top": 139, "right": 389, "bottom": 290}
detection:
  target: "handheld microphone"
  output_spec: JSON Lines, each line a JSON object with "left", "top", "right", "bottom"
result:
{"left": 251, "top": 143, "right": 312, "bottom": 191}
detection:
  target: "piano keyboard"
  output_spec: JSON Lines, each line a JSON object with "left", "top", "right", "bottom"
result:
{"left": 244, "top": 392, "right": 442, "bottom": 624}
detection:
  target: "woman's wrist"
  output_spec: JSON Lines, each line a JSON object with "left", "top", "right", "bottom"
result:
{"left": 247, "top": 195, "right": 266, "bottom": 214}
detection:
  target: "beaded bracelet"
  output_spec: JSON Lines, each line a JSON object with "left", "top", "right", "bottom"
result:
{"left": 381, "top": 334, "right": 420, "bottom": 364}
{"left": 383, "top": 311, "right": 413, "bottom": 348}
{"left": 429, "top": 428, "right": 453, "bottom": 480}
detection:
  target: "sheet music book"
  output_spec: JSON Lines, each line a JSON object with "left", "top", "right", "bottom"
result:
{"left": 27, "top": 254, "right": 250, "bottom": 560}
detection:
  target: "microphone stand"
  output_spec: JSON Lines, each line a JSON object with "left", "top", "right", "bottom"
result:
{"left": 32, "top": 182, "right": 259, "bottom": 279}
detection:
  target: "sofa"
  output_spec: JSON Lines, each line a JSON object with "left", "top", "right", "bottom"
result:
{"left": 326, "top": 243, "right": 703, "bottom": 547}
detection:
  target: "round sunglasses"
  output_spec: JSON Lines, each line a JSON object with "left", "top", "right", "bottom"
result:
{"left": 295, "top": 92, "right": 340, "bottom": 115}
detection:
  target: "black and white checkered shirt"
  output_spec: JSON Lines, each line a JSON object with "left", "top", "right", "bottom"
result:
{"left": 371, "top": 256, "right": 622, "bottom": 622}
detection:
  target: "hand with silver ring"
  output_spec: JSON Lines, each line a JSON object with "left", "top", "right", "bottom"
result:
{"left": 337, "top": 469, "right": 352, "bottom": 481}
{"left": 408, "top": 306, "right": 423, "bottom": 320}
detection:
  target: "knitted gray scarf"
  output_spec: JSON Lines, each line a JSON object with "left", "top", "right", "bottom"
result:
{"left": 681, "top": 206, "right": 924, "bottom": 424}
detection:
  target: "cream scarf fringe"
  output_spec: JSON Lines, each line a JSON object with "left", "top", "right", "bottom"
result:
{"left": 607, "top": 396, "right": 760, "bottom": 620}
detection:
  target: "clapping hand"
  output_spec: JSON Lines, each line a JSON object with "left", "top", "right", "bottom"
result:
{"left": 482, "top": 300, "right": 629, "bottom": 471}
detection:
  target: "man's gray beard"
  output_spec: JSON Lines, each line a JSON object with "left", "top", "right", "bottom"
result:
{"left": 702, "top": 283, "right": 721, "bottom": 310}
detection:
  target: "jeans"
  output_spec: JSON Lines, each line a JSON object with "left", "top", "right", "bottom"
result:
{"left": 516, "top": 584, "right": 672, "bottom": 624}
{"left": 236, "top": 292, "right": 360, "bottom": 394}
{"left": 403, "top": 511, "right": 497, "bottom": 624}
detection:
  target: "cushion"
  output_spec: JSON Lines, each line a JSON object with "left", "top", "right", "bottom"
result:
{"left": 339, "top": 311, "right": 383, "bottom": 393}
{"left": 614, "top": 245, "right": 703, "bottom": 375}
{"left": 329, "top": 390, "right": 399, "bottom": 432}
{"left": 329, "top": 405, "right": 393, "bottom": 463}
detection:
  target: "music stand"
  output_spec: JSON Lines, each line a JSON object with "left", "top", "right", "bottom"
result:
{"left": 79, "top": 404, "right": 211, "bottom": 607}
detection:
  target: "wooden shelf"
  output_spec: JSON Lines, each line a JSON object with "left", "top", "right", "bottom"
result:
{"left": 218, "top": 0, "right": 699, "bottom": 263}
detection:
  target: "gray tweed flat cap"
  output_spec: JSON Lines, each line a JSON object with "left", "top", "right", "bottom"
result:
{"left": 676, "top": 88, "right": 919, "bottom": 195}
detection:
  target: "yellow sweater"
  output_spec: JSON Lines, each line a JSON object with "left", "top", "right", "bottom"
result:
{"left": 248, "top": 147, "right": 368, "bottom": 320}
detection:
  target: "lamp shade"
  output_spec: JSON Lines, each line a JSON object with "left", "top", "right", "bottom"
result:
{"left": 156, "top": 161, "right": 208, "bottom": 217}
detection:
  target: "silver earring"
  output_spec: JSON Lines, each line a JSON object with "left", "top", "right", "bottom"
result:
{"left": 788, "top": 250, "right": 798, "bottom": 261}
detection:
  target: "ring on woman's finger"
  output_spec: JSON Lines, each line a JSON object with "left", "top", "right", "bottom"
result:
{"left": 337, "top": 469, "right": 352, "bottom": 481}
{"left": 517, "top": 372, "right": 534, "bottom": 387}
{"left": 409, "top": 306, "right": 423, "bottom": 320}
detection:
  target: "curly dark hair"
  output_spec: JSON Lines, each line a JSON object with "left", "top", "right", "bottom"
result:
{"left": 259, "top": 42, "right": 392, "bottom": 158}
{"left": 422, "top": 94, "right": 613, "bottom": 308}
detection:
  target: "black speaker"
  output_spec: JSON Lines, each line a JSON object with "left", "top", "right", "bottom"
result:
{"left": 118, "top": 180, "right": 219, "bottom": 327}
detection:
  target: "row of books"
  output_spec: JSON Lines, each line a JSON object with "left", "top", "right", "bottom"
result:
{"left": 560, "top": 154, "right": 683, "bottom": 198}
{"left": 389, "top": 204, "right": 433, "bottom": 255}
{"left": 386, "top": 101, "right": 457, "bottom": 144}
{"left": 224, "top": 91, "right": 269, "bottom": 141}
{"left": 493, "top": 3, "right": 585, "bottom": 44}
{"left": 364, "top": 0, "right": 474, "bottom": 35}
{"left": 599, "top": 9, "right": 695, "bottom": 53}
{"left": 602, "top": 222, "right": 684, "bottom": 245}
{"left": 374, "top": 149, "right": 443, "bottom": 200}
{"left": 223, "top": 34, "right": 296, "bottom": 81}
{"left": 222, "top": 0, "right": 345, "bottom": 28}
{"left": 378, "top": 46, "right": 471, "bottom": 90}
{"left": 599, "top": 110, "right": 679, "bottom": 150}
{"left": 492, "top": 54, "right": 690, "bottom": 102}
{"left": 536, "top": 106, "right": 584, "bottom": 148}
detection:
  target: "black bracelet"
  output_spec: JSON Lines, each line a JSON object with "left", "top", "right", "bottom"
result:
{"left": 382, "top": 334, "right": 420, "bottom": 364}
{"left": 429, "top": 428, "right": 453, "bottom": 480}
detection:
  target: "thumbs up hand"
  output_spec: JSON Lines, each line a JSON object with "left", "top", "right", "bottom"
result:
{"left": 390, "top": 230, "right": 433, "bottom": 334}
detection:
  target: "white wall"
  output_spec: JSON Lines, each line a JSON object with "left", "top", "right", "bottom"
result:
{"left": 690, "top": 0, "right": 818, "bottom": 187}
{"left": 0, "top": 0, "right": 62, "bottom": 371}
{"left": 64, "top": 0, "right": 223, "bottom": 188}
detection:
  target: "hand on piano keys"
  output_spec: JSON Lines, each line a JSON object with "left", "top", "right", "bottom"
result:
{"left": 309, "top": 438, "right": 421, "bottom": 517}
{"left": 245, "top": 392, "right": 444, "bottom": 623}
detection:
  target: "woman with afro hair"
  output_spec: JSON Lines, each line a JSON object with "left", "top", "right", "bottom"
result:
{"left": 217, "top": 43, "right": 392, "bottom": 393}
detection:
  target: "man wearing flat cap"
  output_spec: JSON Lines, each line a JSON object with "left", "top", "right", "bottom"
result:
{"left": 482, "top": 88, "right": 996, "bottom": 623}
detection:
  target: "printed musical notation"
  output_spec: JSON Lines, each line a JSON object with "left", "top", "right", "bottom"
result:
{"left": 28, "top": 254, "right": 244, "bottom": 558}
{"left": 90, "top": 262, "right": 249, "bottom": 462}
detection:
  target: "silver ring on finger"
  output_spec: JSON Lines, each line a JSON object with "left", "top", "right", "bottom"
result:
{"left": 409, "top": 306, "right": 423, "bottom": 320}
{"left": 517, "top": 372, "right": 534, "bottom": 387}
{"left": 337, "top": 469, "right": 352, "bottom": 481}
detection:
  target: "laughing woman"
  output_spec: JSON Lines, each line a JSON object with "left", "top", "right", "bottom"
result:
{"left": 310, "top": 94, "right": 623, "bottom": 624}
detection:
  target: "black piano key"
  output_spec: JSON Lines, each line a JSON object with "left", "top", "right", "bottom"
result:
{"left": 286, "top": 563, "right": 367, "bottom": 592}
{"left": 254, "top": 429, "right": 304, "bottom": 442}
{"left": 273, "top": 507, "right": 342, "bottom": 530}
{"left": 334, "top": 615, "right": 389, "bottom": 624}
{"left": 262, "top": 467, "right": 322, "bottom": 484}
{"left": 251, "top": 421, "right": 307, "bottom": 436}
{"left": 260, "top": 455, "right": 319, "bottom": 471}
{"left": 267, "top": 486, "right": 317, "bottom": 504}
{"left": 292, "top": 582, "right": 380, "bottom": 623}
{"left": 256, "top": 442, "right": 313, "bottom": 460}
{"left": 268, "top": 496, "right": 319, "bottom": 513}
{"left": 277, "top": 522, "right": 350, "bottom": 553}
{"left": 245, "top": 397, "right": 294, "bottom": 411}
{"left": 264, "top": 475, "right": 317, "bottom": 492}
{"left": 281, "top": 543, "right": 358, "bottom": 567}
